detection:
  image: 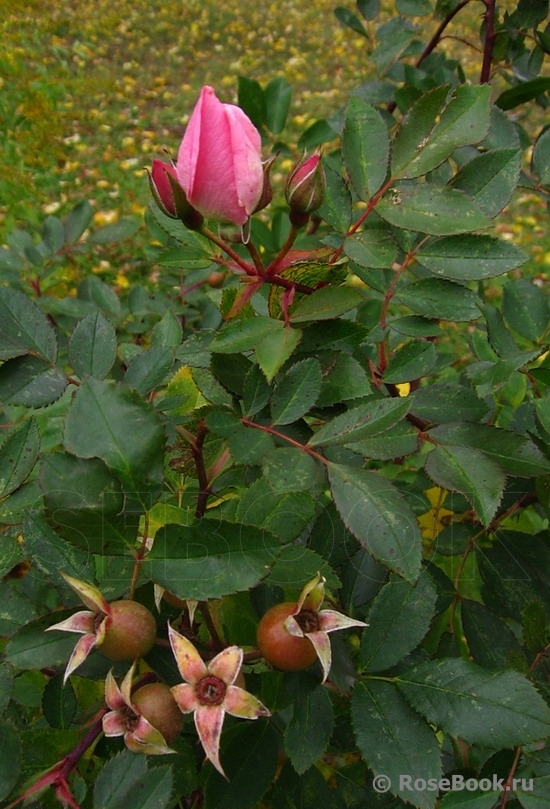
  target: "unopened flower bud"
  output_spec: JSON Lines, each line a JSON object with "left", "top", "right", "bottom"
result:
{"left": 252, "top": 153, "right": 277, "bottom": 214}
{"left": 149, "top": 159, "right": 204, "bottom": 230}
{"left": 285, "top": 153, "right": 326, "bottom": 221}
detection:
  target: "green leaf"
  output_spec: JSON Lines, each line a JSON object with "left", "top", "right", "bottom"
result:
{"left": 397, "top": 658, "right": 550, "bottom": 748}
{"left": 238, "top": 76, "right": 266, "bottom": 129}
{"left": 451, "top": 148, "right": 521, "bottom": 218}
{"left": 0, "top": 418, "right": 40, "bottom": 498}
{"left": 395, "top": 278, "right": 481, "bottom": 321}
{"left": 382, "top": 341, "right": 437, "bottom": 384}
{"left": 88, "top": 217, "right": 140, "bottom": 244}
{"left": 377, "top": 184, "right": 489, "bottom": 235}
{"left": 124, "top": 347, "right": 175, "bottom": 394}
{"left": 63, "top": 376, "right": 165, "bottom": 507}
{"left": 316, "top": 351, "right": 372, "bottom": 406}
{"left": 262, "top": 447, "right": 325, "bottom": 494}
{"left": 236, "top": 479, "right": 317, "bottom": 542}
{"left": 0, "top": 661, "right": 14, "bottom": 712}
{"left": 64, "top": 199, "right": 94, "bottom": 243}
{"left": 68, "top": 311, "right": 117, "bottom": 379}
{"left": 93, "top": 750, "right": 173, "bottom": 809}
{"left": 0, "top": 583, "right": 38, "bottom": 636}
{"left": 0, "top": 721, "right": 22, "bottom": 802}
{"left": 334, "top": 5, "right": 369, "bottom": 36}
{"left": 243, "top": 364, "right": 271, "bottom": 416}
{"left": 0, "top": 286, "right": 58, "bottom": 362}
{"left": 22, "top": 512, "right": 92, "bottom": 585}
{"left": 212, "top": 317, "right": 284, "bottom": 354}
{"left": 424, "top": 444, "right": 504, "bottom": 527}
{"left": 318, "top": 164, "right": 353, "bottom": 233}
{"left": 142, "top": 520, "right": 280, "bottom": 600}
{"left": 496, "top": 77, "right": 550, "bottom": 110}
{"left": 40, "top": 453, "right": 138, "bottom": 554}
{"left": 285, "top": 686, "right": 334, "bottom": 774}
{"left": 270, "top": 358, "right": 322, "bottom": 425}
{"left": 391, "top": 85, "right": 491, "bottom": 178}
{"left": 411, "top": 381, "right": 489, "bottom": 423}
{"left": 5, "top": 613, "right": 79, "bottom": 670}
{"left": 264, "top": 76, "right": 292, "bottom": 134}
{"left": 255, "top": 325, "right": 302, "bottom": 383}
{"left": 532, "top": 127, "right": 550, "bottom": 186}
{"left": 0, "top": 355, "right": 67, "bottom": 407}
{"left": 516, "top": 775, "right": 550, "bottom": 809}
{"left": 352, "top": 680, "right": 440, "bottom": 809}
{"left": 342, "top": 97, "right": 389, "bottom": 198}
{"left": 328, "top": 463, "right": 422, "bottom": 580}
{"left": 360, "top": 573, "right": 437, "bottom": 672}
{"left": 309, "top": 397, "right": 410, "bottom": 447}
{"left": 502, "top": 278, "right": 550, "bottom": 341}
{"left": 461, "top": 599, "right": 525, "bottom": 669}
{"left": 151, "top": 310, "right": 183, "bottom": 349}
{"left": 42, "top": 674, "right": 77, "bottom": 729}
{"left": 204, "top": 721, "right": 279, "bottom": 809}
{"left": 289, "top": 286, "right": 363, "bottom": 323}
{"left": 416, "top": 235, "right": 528, "bottom": 280}
{"left": 427, "top": 423, "right": 550, "bottom": 477}
{"left": 42, "top": 215, "right": 65, "bottom": 253}
{"left": 264, "top": 546, "right": 340, "bottom": 590}
{"left": 344, "top": 226, "right": 398, "bottom": 269}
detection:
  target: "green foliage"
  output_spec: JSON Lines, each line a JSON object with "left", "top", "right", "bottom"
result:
{"left": 1, "top": 1, "right": 550, "bottom": 807}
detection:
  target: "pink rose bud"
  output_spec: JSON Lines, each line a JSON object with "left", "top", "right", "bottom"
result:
{"left": 285, "top": 153, "right": 326, "bottom": 219}
{"left": 176, "top": 86, "right": 264, "bottom": 226}
{"left": 149, "top": 159, "right": 204, "bottom": 230}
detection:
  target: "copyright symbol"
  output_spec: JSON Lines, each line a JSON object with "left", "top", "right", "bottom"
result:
{"left": 373, "top": 774, "right": 391, "bottom": 793}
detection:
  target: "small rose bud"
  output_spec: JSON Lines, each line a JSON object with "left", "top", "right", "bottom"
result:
{"left": 149, "top": 159, "right": 204, "bottom": 230}
{"left": 252, "top": 153, "right": 277, "bottom": 214}
{"left": 285, "top": 153, "right": 326, "bottom": 221}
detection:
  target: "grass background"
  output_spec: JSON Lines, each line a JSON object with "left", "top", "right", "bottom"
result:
{"left": 1, "top": 0, "right": 549, "bottom": 278}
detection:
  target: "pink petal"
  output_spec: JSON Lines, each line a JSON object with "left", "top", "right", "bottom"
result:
{"left": 104, "top": 669, "right": 127, "bottom": 711}
{"left": 171, "top": 682, "right": 199, "bottom": 713}
{"left": 194, "top": 704, "right": 226, "bottom": 777}
{"left": 168, "top": 625, "right": 207, "bottom": 683}
{"left": 64, "top": 633, "right": 97, "bottom": 682}
{"left": 119, "top": 663, "right": 137, "bottom": 707}
{"left": 102, "top": 710, "right": 127, "bottom": 738}
{"left": 223, "top": 686, "right": 270, "bottom": 719}
{"left": 60, "top": 573, "right": 110, "bottom": 614}
{"left": 208, "top": 646, "right": 242, "bottom": 686}
{"left": 177, "top": 86, "right": 262, "bottom": 225}
{"left": 317, "top": 609, "right": 368, "bottom": 633}
{"left": 46, "top": 610, "right": 96, "bottom": 635}
{"left": 125, "top": 729, "right": 175, "bottom": 756}
{"left": 305, "top": 630, "right": 332, "bottom": 683}
{"left": 284, "top": 614, "right": 305, "bottom": 638}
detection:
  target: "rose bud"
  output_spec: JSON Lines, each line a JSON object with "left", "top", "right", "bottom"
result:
{"left": 149, "top": 159, "right": 204, "bottom": 230}
{"left": 176, "top": 86, "right": 264, "bottom": 226}
{"left": 285, "top": 153, "right": 326, "bottom": 226}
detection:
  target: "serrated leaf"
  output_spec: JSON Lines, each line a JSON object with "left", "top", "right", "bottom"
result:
{"left": 451, "top": 148, "right": 521, "bottom": 218}
{"left": 141, "top": 520, "right": 279, "bottom": 600}
{"left": 255, "top": 325, "right": 302, "bottom": 383}
{"left": 203, "top": 721, "right": 279, "bottom": 809}
{"left": 212, "top": 317, "right": 283, "bottom": 354}
{"left": 5, "top": 613, "right": 79, "bottom": 670}
{"left": 344, "top": 225, "right": 397, "bottom": 269}
{"left": 42, "top": 674, "right": 77, "bottom": 729}
{"left": 502, "top": 278, "right": 550, "bottom": 341}
{"left": 342, "top": 97, "right": 389, "bottom": 198}
{"left": 309, "top": 397, "right": 410, "bottom": 447}
{"left": 328, "top": 463, "right": 422, "bottom": 580}
{"left": 316, "top": 351, "right": 372, "bottom": 406}
{"left": 285, "top": 686, "right": 334, "bottom": 774}
{"left": 0, "top": 721, "right": 22, "bottom": 802}
{"left": 0, "top": 583, "right": 38, "bottom": 636}
{"left": 397, "top": 658, "right": 550, "bottom": 748}
{"left": 360, "top": 573, "right": 437, "bottom": 672}
{"left": 0, "top": 355, "right": 67, "bottom": 407}
{"left": 461, "top": 599, "right": 525, "bottom": 669}
{"left": 262, "top": 447, "right": 325, "bottom": 493}
{"left": 68, "top": 311, "right": 117, "bottom": 379}
{"left": 318, "top": 164, "right": 353, "bottom": 233}
{"left": 496, "top": 77, "right": 550, "bottom": 110}
{"left": 236, "top": 479, "right": 316, "bottom": 542}
{"left": 352, "top": 680, "right": 440, "bottom": 809}
{"left": 289, "top": 286, "right": 363, "bottom": 323}
{"left": 424, "top": 444, "right": 504, "bottom": 526}
{"left": 78, "top": 275, "right": 122, "bottom": 318}
{"left": 88, "top": 217, "right": 140, "bottom": 244}
{"left": 416, "top": 235, "right": 528, "bottom": 280}
{"left": 383, "top": 341, "right": 437, "bottom": 384}
{"left": 124, "top": 347, "right": 175, "bottom": 394}
{"left": 532, "top": 127, "right": 550, "bottom": 186}
{"left": 63, "top": 376, "right": 165, "bottom": 508}
{"left": 378, "top": 184, "right": 489, "bottom": 235}
{"left": 391, "top": 85, "right": 491, "bottom": 178}
{"left": 151, "top": 310, "right": 183, "bottom": 349}
{"left": 394, "top": 278, "right": 481, "bottom": 321}
{"left": 0, "top": 286, "right": 58, "bottom": 362}
{"left": 264, "top": 76, "right": 292, "bottom": 134}
{"left": 94, "top": 750, "right": 173, "bottom": 809}
{"left": 270, "top": 358, "right": 322, "bottom": 425}
{"left": 64, "top": 199, "right": 94, "bottom": 243}
{"left": 243, "top": 364, "right": 271, "bottom": 416}
{"left": 0, "top": 418, "right": 40, "bottom": 498}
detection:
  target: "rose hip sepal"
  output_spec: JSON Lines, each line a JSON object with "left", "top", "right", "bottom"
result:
{"left": 282, "top": 572, "right": 367, "bottom": 683}
{"left": 45, "top": 573, "right": 156, "bottom": 683}
{"left": 102, "top": 663, "right": 177, "bottom": 755}
{"left": 168, "top": 624, "right": 270, "bottom": 778}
